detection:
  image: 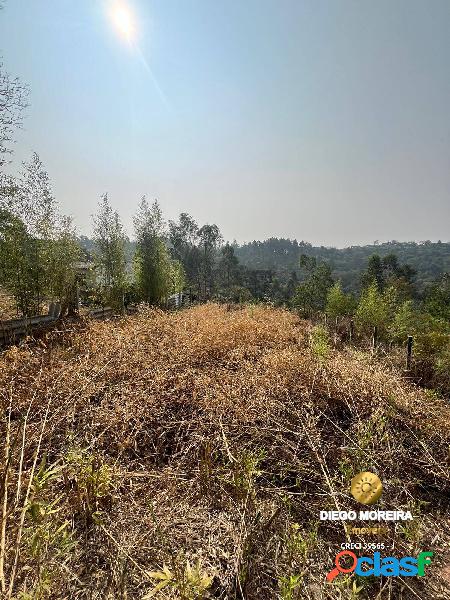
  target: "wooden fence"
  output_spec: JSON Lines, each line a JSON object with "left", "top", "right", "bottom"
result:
{"left": 0, "top": 304, "right": 116, "bottom": 347}
{"left": 0, "top": 296, "right": 186, "bottom": 347}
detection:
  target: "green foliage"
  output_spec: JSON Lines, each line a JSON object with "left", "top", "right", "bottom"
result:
{"left": 387, "top": 298, "right": 450, "bottom": 391}
{"left": 325, "top": 281, "right": 356, "bottom": 319}
{"left": 278, "top": 573, "right": 302, "bottom": 600}
{"left": 134, "top": 198, "right": 184, "bottom": 304}
{"left": 424, "top": 273, "right": 450, "bottom": 321}
{"left": 310, "top": 325, "right": 331, "bottom": 362}
{"left": 144, "top": 560, "right": 213, "bottom": 600}
{"left": 389, "top": 300, "right": 419, "bottom": 342}
{"left": 169, "top": 259, "right": 186, "bottom": 295}
{"left": 293, "top": 256, "right": 333, "bottom": 316}
{"left": 64, "top": 448, "right": 113, "bottom": 527}
{"left": 0, "top": 155, "right": 80, "bottom": 315}
{"left": 21, "top": 456, "right": 75, "bottom": 599}
{"left": 235, "top": 239, "right": 445, "bottom": 295}
{"left": 355, "top": 283, "right": 397, "bottom": 338}
{"left": 228, "top": 449, "right": 265, "bottom": 499}
{"left": 198, "top": 223, "right": 222, "bottom": 299}
{"left": 218, "top": 243, "right": 240, "bottom": 290}
{"left": 92, "top": 193, "right": 127, "bottom": 310}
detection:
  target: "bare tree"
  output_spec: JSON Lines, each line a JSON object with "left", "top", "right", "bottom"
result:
{"left": 0, "top": 63, "right": 29, "bottom": 165}
{"left": 0, "top": 1, "right": 29, "bottom": 165}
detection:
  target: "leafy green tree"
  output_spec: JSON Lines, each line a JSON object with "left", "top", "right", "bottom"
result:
{"left": 47, "top": 216, "right": 81, "bottom": 313}
{"left": 325, "top": 281, "right": 355, "bottom": 320}
{"left": 355, "top": 282, "right": 397, "bottom": 337}
{"left": 361, "top": 254, "right": 385, "bottom": 291}
{"left": 169, "top": 260, "right": 186, "bottom": 296}
{"left": 424, "top": 273, "right": 450, "bottom": 321}
{"left": 133, "top": 197, "right": 173, "bottom": 305}
{"left": 0, "top": 154, "right": 80, "bottom": 315}
{"left": 293, "top": 256, "right": 333, "bottom": 316}
{"left": 198, "top": 224, "right": 222, "bottom": 299}
{"left": 284, "top": 271, "right": 298, "bottom": 304}
{"left": 93, "top": 194, "right": 127, "bottom": 310}
{"left": 168, "top": 213, "right": 201, "bottom": 296}
{"left": 361, "top": 253, "right": 416, "bottom": 299}
{"left": 389, "top": 300, "right": 420, "bottom": 342}
{"left": 218, "top": 243, "right": 240, "bottom": 290}
{"left": 0, "top": 208, "right": 38, "bottom": 315}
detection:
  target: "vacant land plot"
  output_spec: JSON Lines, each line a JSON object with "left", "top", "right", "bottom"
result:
{"left": 1, "top": 304, "right": 449, "bottom": 599}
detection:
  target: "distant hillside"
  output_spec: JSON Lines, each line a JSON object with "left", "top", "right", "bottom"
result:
{"left": 235, "top": 239, "right": 450, "bottom": 292}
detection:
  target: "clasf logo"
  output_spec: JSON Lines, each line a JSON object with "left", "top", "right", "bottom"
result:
{"left": 326, "top": 550, "right": 433, "bottom": 582}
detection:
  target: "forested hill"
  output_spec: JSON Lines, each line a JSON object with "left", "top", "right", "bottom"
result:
{"left": 235, "top": 239, "right": 450, "bottom": 292}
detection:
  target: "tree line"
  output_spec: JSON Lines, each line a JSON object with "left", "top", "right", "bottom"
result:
{"left": 291, "top": 252, "right": 449, "bottom": 393}
{"left": 236, "top": 238, "right": 450, "bottom": 293}
{"left": 0, "top": 16, "right": 448, "bottom": 393}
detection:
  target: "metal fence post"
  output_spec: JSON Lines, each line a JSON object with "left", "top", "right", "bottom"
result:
{"left": 406, "top": 335, "right": 413, "bottom": 370}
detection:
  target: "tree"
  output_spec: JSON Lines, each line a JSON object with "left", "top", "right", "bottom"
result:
{"left": 218, "top": 243, "right": 240, "bottom": 291}
{"left": 0, "top": 154, "right": 80, "bottom": 315}
{"left": 169, "top": 260, "right": 186, "bottom": 296}
{"left": 47, "top": 215, "right": 81, "bottom": 313}
{"left": 389, "top": 300, "right": 420, "bottom": 343}
{"left": 0, "top": 60, "right": 29, "bottom": 165}
{"left": 284, "top": 271, "right": 298, "bottom": 304}
{"left": 198, "top": 224, "right": 222, "bottom": 299}
{"left": 355, "top": 282, "right": 395, "bottom": 338}
{"left": 293, "top": 256, "right": 333, "bottom": 316}
{"left": 133, "top": 197, "right": 172, "bottom": 304}
{"left": 424, "top": 273, "right": 450, "bottom": 321}
{"left": 325, "top": 281, "right": 355, "bottom": 320}
{"left": 361, "top": 254, "right": 384, "bottom": 291}
{"left": 361, "top": 253, "right": 416, "bottom": 298}
{"left": 168, "top": 213, "right": 200, "bottom": 295}
{"left": 93, "top": 194, "right": 127, "bottom": 309}
{"left": 0, "top": 208, "right": 38, "bottom": 315}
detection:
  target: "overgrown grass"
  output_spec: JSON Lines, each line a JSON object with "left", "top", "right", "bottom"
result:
{"left": 1, "top": 303, "right": 449, "bottom": 599}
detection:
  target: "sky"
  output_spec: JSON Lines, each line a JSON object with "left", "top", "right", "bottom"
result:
{"left": 0, "top": 0, "right": 449, "bottom": 247}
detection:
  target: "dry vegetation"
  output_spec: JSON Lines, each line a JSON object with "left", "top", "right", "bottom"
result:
{"left": 0, "top": 288, "right": 17, "bottom": 321}
{"left": 1, "top": 303, "right": 449, "bottom": 599}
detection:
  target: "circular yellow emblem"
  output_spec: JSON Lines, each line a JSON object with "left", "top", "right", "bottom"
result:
{"left": 351, "top": 472, "right": 383, "bottom": 505}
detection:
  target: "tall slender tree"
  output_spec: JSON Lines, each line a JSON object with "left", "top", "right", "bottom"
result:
{"left": 93, "top": 194, "right": 127, "bottom": 309}
{"left": 133, "top": 198, "right": 173, "bottom": 304}
{"left": 198, "top": 224, "right": 222, "bottom": 299}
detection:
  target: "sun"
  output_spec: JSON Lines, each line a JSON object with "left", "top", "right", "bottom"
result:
{"left": 110, "top": 2, "right": 136, "bottom": 42}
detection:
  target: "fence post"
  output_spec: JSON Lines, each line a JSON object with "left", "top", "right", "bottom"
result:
{"left": 406, "top": 335, "right": 413, "bottom": 370}
{"left": 349, "top": 319, "right": 354, "bottom": 342}
{"left": 372, "top": 326, "right": 378, "bottom": 352}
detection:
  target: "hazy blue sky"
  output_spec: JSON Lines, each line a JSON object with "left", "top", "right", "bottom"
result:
{"left": 1, "top": 0, "right": 449, "bottom": 246}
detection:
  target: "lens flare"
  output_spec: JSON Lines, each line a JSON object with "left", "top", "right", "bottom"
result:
{"left": 110, "top": 1, "right": 136, "bottom": 42}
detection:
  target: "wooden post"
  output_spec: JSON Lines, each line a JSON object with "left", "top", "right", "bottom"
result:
{"left": 372, "top": 326, "right": 378, "bottom": 352}
{"left": 349, "top": 319, "right": 354, "bottom": 342}
{"left": 406, "top": 335, "right": 413, "bottom": 370}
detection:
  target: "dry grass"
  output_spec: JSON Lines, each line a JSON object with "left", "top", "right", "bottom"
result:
{"left": 0, "top": 303, "right": 449, "bottom": 599}
{"left": 0, "top": 288, "right": 17, "bottom": 321}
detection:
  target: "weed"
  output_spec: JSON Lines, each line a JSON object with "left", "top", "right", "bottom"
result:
{"left": 278, "top": 573, "right": 302, "bottom": 600}
{"left": 64, "top": 448, "right": 113, "bottom": 527}
{"left": 144, "top": 559, "right": 213, "bottom": 600}
{"left": 309, "top": 325, "right": 331, "bottom": 363}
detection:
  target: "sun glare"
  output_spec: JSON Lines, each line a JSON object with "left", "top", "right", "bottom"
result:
{"left": 110, "top": 2, "right": 136, "bottom": 42}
